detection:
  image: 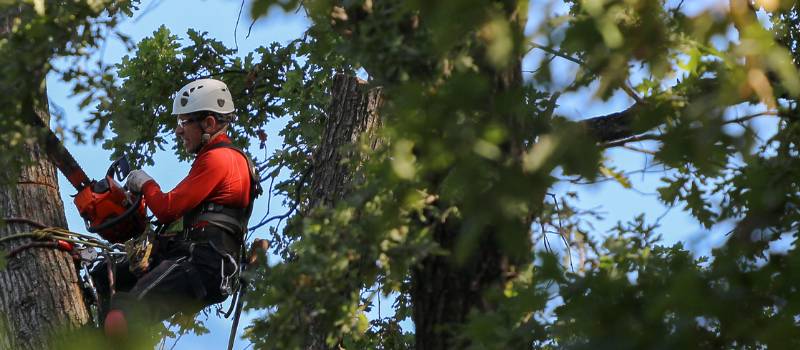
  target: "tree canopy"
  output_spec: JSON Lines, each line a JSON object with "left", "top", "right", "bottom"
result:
{"left": 4, "top": 0, "right": 800, "bottom": 349}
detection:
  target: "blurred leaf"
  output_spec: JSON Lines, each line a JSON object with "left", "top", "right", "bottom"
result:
{"left": 600, "top": 165, "right": 632, "bottom": 189}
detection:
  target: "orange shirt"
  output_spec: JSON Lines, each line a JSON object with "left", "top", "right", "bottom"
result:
{"left": 141, "top": 134, "right": 251, "bottom": 225}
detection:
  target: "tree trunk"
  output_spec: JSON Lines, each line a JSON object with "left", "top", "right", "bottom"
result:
{"left": 308, "top": 74, "right": 383, "bottom": 210}
{"left": 312, "top": 13, "right": 648, "bottom": 348}
{"left": 313, "top": 76, "right": 646, "bottom": 349}
{"left": 304, "top": 74, "right": 383, "bottom": 349}
{"left": 0, "top": 10, "right": 90, "bottom": 350}
{"left": 411, "top": 2, "right": 534, "bottom": 348}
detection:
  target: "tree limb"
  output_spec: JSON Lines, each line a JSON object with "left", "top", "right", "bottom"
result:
{"left": 577, "top": 104, "right": 640, "bottom": 144}
{"left": 579, "top": 105, "right": 780, "bottom": 147}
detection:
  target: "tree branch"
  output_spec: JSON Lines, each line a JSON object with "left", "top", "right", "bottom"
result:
{"left": 577, "top": 104, "right": 639, "bottom": 144}
{"left": 530, "top": 42, "right": 644, "bottom": 104}
{"left": 579, "top": 107, "right": 780, "bottom": 148}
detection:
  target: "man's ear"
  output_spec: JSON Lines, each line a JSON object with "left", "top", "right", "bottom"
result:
{"left": 202, "top": 115, "right": 217, "bottom": 133}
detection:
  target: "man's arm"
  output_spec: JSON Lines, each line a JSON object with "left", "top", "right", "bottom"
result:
{"left": 141, "top": 152, "right": 228, "bottom": 224}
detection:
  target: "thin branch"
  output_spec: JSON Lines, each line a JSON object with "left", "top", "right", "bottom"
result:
{"left": 549, "top": 193, "right": 574, "bottom": 272}
{"left": 134, "top": 0, "right": 164, "bottom": 23}
{"left": 676, "top": 0, "right": 686, "bottom": 12}
{"left": 530, "top": 42, "right": 582, "bottom": 65}
{"left": 724, "top": 110, "right": 779, "bottom": 125}
{"left": 234, "top": 0, "right": 246, "bottom": 51}
{"left": 620, "top": 84, "right": 644, "bottom": 105}
{"left": 601, "top": 133, "right": 660, "bottom": 149}
{"left": 248, "top": 165, "right": 313, "bottom": 232}
{"left": 168, "top": 330, "right": 185, "bottom": 350}
{"left": 560, "top": 165, "right": 667, "bottom": 185}
{"left": 530, "top": 42, "right": 643, "bottom": 104}
{"left": 246, "top": 18, "right": 258, "bottom": 39}
{"left": 621, "top": 144, "right": 657, "bottom": 155}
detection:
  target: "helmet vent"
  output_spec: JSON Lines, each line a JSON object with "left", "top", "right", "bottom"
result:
{"left": 217, "top": 99, "right": 225, "bottom": 107}
{"left": 198, "top": 85, "right": 204, "bottom": 89}
{"left": 221, "top": 88, "right": 227, "bottom": 92}
{"left": 182, "top": 91, "right": 190, "bottom": 97}
{"left": 181, "top": 98, "right": 188, "bottom": 106}
{"left": 190, "top": 87, "right": 196, "bottom": 93}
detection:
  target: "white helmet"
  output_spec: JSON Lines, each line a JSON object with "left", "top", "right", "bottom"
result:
{"left": 171, "top": 78, "right": 235, "bottom": 115}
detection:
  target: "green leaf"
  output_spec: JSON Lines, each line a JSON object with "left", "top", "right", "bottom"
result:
{"left": 600, "top": 166, "right": 632, "bottom": 189}
{"left": 356, "top": 312, "right": 369, "bottom": 334}
{"left": 249, "top": 0, "right": 270, "bottom": 19}
{"left": 679, "top": 47, "right": 702, "bottom": 76}
{"left": 657, "top": 176, "right": 687, "bottom": 205}
{"left": 685, "top": 181, "right": 715, "bottom": 228}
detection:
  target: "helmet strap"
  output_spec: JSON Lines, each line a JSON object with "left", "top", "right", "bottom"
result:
{"left": 197, "top": 124, "right": 228, "bottom": 153}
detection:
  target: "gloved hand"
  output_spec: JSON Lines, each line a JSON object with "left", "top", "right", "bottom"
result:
{"left": 125, "top": 169, "right": 154, "bottom": 193}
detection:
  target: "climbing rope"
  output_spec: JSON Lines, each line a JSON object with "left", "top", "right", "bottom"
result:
{"left": 0, "top": 226, "right": 115, "bottom": 260}
{"left": 1, "top": 221, "right": 125, "bottom": 327}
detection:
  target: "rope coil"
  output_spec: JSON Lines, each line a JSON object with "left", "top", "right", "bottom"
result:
{"left": 1, "top": 226, "right": 114, "bottom": 259}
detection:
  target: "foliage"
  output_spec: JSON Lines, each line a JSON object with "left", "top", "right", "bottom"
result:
{"left": 5, "top": 0, "right": 800, "bottom": 349}
{"left": 0, "top": 1, "right": 135, "bottom": 183}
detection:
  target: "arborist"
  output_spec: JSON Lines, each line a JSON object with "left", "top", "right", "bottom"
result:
{"left": 93, "top": 78, "right": 261, "bottom": 341}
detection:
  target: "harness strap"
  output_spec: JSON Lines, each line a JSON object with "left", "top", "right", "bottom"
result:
{"left": 193, "top": 202, "right": 247, "bottom": 235}
{"left": 182, "top": 141, "right": 262, "bottom": 238}
{"left": 183, "top": 226, "right": 242, "bottom": 256}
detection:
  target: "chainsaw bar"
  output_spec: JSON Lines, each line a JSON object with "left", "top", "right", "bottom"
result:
{"left": 28, "top": 114, "right": 91, "bottom": 191}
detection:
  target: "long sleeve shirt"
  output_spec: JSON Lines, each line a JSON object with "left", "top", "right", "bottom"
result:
{"left": 140, "top": 134, "right": 251, "bottom": 225}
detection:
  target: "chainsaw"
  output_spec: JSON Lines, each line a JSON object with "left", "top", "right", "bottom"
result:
{"left": 36, "top": 119, "right": 147, "bottom": 243}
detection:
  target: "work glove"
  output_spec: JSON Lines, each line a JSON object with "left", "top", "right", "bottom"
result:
{"left": 125, "top": 169, "right": 154, "bottom": 193}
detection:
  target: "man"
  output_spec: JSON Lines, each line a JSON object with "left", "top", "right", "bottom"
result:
{"left": 96, "top": 78, "right": 260, "bottom": 342}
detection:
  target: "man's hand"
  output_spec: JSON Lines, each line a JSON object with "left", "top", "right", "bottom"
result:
{"left": 125, "top": 169, "right": 154, "bottom": 193}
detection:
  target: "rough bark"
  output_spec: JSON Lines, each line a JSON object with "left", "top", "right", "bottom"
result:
{"left": 0, "top": 10, "right": 90, "bottom": 350}
{"left": 308, "top": 74, "right": 384, "bottom": 210}
{"left": 304, "top": 74, "right": 383, "bottom": 349}
{"left": 581, "top": 106, "right": 637, "bottom": 144}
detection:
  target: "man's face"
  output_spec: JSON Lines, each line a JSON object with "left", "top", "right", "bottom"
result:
{"left": 176, "top": 114, "right": 203, "bottom": 153}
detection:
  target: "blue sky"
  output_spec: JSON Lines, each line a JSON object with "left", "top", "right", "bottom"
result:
{"left": 44, "top": 1, "right": 743, "bottom": 349}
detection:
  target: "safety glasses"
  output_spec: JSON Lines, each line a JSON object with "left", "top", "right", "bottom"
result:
{"left": 176, "top": 116, "right": 200, "bottom": 128}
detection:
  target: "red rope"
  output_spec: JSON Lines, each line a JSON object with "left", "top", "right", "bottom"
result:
{"left": 6, "top": 240, "right": 74, "bottom": 259}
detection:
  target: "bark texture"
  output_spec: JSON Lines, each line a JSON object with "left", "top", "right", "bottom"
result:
{"left": 581, "top": 106, "right": 637, "bottom": 143}
{"left": 308, "top": 74, "right": 384, "bottom": 209}
{"left": 304, "top": 74, "right": 383, "bottom": 348}
{"left": 0, "top": 10, "right": 90, "bottom": 349}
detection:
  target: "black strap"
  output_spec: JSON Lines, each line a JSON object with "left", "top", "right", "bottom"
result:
{"left": 186, "top": 226, "right": 242, "bottom": 255}
{"left": 183, "top": 142, "right": 263, "bottom": 235}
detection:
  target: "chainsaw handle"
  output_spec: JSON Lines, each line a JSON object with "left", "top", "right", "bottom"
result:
{"left": 86, "top": 192, "right": 143, "bottom": 234}
{"left": 106, "top": 155, "right": 132, "bottom": 182}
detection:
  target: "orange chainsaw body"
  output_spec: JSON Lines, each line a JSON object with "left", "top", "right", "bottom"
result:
{"left": 73, "top": 176, "right": 147, "bottom": 243}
